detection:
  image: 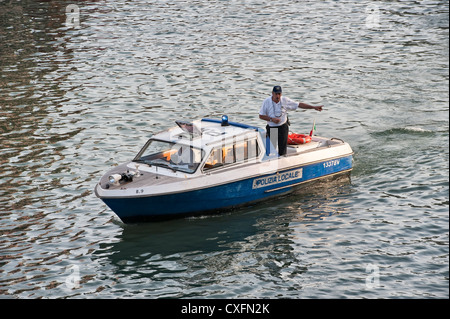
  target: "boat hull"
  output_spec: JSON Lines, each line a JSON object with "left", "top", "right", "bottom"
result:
{"left": 97, "top": 154, "right": 353, "bottom": 223}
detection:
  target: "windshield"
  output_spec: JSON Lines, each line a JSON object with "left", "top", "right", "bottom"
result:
{"left": 133, "top": 139, "right": 204, "bottom": 174}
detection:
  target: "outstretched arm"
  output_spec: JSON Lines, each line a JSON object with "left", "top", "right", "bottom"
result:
{"left": 298, "top": 102, "right": 323, "bottom": 112}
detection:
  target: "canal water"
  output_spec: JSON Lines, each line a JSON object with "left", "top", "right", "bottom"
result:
{"left": 0, "top": 0, "right": 448, "bottom": 298}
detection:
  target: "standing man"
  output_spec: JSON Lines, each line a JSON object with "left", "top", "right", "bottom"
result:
{"left": 259, "top": 85, "right": 323, "bottom": 156}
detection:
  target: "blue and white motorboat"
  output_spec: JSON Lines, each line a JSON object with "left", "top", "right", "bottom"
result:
{"left": 94, "top": 116, "right": 353, "bottom": 223}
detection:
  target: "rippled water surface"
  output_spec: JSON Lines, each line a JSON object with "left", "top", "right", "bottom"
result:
{"left": 0, "top": 0, "right": 448, "bottom": 298}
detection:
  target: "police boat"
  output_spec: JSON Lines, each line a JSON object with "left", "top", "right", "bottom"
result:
{"left": 94, "top": 116, "right": 353, "bottom": 223}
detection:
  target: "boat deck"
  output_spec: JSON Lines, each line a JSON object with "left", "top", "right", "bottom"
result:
{"left": 286, "top": 136, "right": 345, "bottom": 156}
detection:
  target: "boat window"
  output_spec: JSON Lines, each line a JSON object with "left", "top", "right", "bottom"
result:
{"left": 133, "top": 139, "right": 203, "bottom": 174}
{"left": 203, "top": 138, "right": 259, "bottom": 171}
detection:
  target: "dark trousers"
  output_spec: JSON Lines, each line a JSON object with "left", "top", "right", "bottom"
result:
{"left": 266, "top": 123, "right": 289, "bottom": 156}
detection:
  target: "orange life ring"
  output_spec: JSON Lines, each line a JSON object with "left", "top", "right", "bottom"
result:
{"left": 288, "top": 133, "right": 312, "bottom": 145}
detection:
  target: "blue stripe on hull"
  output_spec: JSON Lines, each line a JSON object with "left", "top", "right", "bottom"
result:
{"left": 102, "top": 155, "right": 352, "bottom": 222}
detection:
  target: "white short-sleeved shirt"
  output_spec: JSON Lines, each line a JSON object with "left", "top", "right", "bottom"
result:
{"left": 259, "top": 96, "right": 299, "bottom": 127}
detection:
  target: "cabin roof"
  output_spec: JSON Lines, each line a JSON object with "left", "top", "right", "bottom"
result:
{"left": 151, "top": 118, "right": 261, "bottom": 149}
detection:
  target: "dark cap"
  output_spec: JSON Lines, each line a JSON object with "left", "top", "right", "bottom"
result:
{"left": 272, "top": 86, "right": 282, "bottom": 93}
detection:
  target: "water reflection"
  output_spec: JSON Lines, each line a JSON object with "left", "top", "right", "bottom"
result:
{"left": 1, "top": 1, "right": 75, "bottom": 212}
{"left": 0, "top": 0, "right": 109, "bottom": 298}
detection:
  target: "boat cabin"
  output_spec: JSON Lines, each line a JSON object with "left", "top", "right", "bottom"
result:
{"left": 133, "top": 117, "right": 264, "bottom": 176}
